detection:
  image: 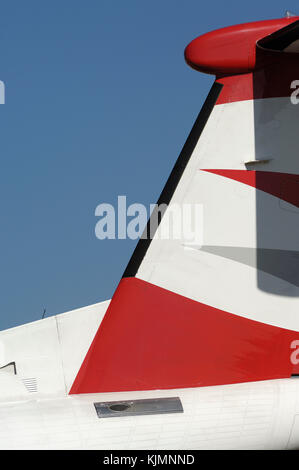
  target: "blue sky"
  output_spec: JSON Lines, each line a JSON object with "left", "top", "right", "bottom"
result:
{"left": 0, "top": 0, "right": 295, "bottom": 329}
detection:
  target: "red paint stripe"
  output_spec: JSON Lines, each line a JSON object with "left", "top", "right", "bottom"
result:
{"left": 70, "top": 277, "right": 299, "bottom": 394}
{"left": 216, "top": 74, "right": 253, "bottom": 104}
{"left": 203, "top": 169, "right": 299, "bottom": 208}
{"left": 216, "top": 56, "right": 299, "bottom": 104}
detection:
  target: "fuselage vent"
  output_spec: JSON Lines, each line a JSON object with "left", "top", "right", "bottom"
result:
{"left": 22, "top": 377, "right": 38, "bottom": 393}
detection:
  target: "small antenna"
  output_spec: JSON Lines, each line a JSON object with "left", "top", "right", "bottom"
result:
{"left": 42, "top": 308, "right": 46, "bottom": 319}
{"left": 285, "top": 10, "right": 297, "bottom": 18}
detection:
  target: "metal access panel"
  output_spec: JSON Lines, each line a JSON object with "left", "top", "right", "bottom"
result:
{"left": 94, "top": 397, "right": 183, "bottom": 418}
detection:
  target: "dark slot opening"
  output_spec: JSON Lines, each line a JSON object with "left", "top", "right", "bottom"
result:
{"left": 109, "top": 403, "right": 131, "bottom": 412}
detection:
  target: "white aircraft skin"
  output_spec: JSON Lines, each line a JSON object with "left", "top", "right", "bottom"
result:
{"left": 2, "top": 16, "right": 299, "bottom": 450}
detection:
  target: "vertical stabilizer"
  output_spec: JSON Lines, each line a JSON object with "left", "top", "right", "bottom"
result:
{"left": 71, "top": 17, "right": 299, "bottom": 394}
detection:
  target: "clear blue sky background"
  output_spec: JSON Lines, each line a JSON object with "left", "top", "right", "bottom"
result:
{"left": 0, "top": 0, "right": 295, "bottom": 329}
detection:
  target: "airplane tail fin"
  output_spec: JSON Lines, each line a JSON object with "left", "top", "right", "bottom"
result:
{"left": 71, "top": 17, "right": 299, "bottom": 394}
